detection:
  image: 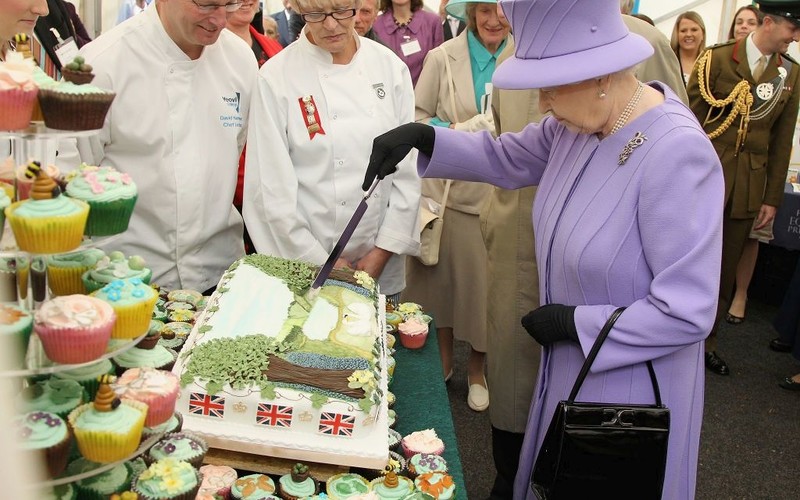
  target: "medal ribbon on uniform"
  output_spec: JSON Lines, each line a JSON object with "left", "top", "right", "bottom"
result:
{"left": 299, "top": 95, "right": 325, "bottom": 139}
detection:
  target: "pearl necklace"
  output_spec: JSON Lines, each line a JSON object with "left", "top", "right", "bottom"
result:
{"left": 609, "top": 81, "right": 644, "bottom": 136}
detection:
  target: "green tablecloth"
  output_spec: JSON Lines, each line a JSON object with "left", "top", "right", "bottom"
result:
{"left": 391, "top": 322, "right": 466, "bottom": 495}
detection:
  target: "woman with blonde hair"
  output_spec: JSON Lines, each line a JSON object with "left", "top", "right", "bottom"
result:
{"left": 671, "top": 11, "right": 706, "bottom": 85}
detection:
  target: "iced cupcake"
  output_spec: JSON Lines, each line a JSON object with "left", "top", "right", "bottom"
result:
{"left": 68, "top": 377, "right": 148, "bottom": 463}
{"left": 413, "top": 473, "right": 455, "bottom": 500}
{"left": 197, "top": 464, "right": 238, "bottom": 498}
{"left": 52, "top": 358, "right": 115, "bottom": 400}
{"left": 113, "top": 345, "right": 178, "bottom": 374}
{"left": 232, "top": 474, "right": 278, "bottom": 499}
{"left": 397, "top": 318, "right": 428, "bottom": 349}
{"left": 14, "top": 410, "right": 72, "bottom": 478}
{"left": 141, "top": 412, "right": 183, "bottom": 442}
{"left": 34, "top": 294, "right": 115, "bottom": 364}
{"left": 91, "top": 278, "right": 158, "bottom": 339}
{"left": 146, "top": 432, "right": 208, "bottom": 468}
{"left": 66, "top": 458, "right": 133, "bottom": 500}
{"left": 0, "top": 51, "right": 38, "bottom": 130}
{"left": 0, "top": 302, "right": 33, "bottom": 367}
{"left": 46, "top": 248, "right": 105, "bottom": 296}
{"left": 407, "top": 454, "right": 448, "bottom": 480}
{"left": 16, "top": 378, "right": 85, "bottom": 420}
{"left": 64, "top": 163, "right": 138, "bottom": 236}
{"left": 401, "top": 429, "right": 444, "bottom": 459}
{"left": 369, "top": 470, "right": 414, "bottom": 499}
{"left": 113, "top": 367, "right": 179, "bottom": 427}
{"left": 132, "top": 458, "right": 202, "bottom": 500}
{"left": 326, "top": 472, "right": 370, "bottom": 499}
{"left": 83, "top": 251, "right": 152, "bottom": 293}
{"left": 5, "top": 162, "right": 89, "bottom": 253}
{"left": 38, "top": 59, "right": 115, "bottom": 131}
{"left": 278, "top": 463, "right": 319, "bottom": 500}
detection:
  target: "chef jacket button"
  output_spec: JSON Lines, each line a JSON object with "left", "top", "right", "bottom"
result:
{"left": 341, "top": 201, "right": 346, "bottom": 206}
{"left": 169, "top": 68, "right": 175, "bottom": 74}
{"left": 337, "top": 160, "right": 343, "bottom": 166}
{"left": 333, "top": 114, "right": 338, "bottom": 119}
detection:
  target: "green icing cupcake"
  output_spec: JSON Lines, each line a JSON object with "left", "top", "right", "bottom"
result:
{"left": 64, "top": 164, "right": 137, "bottom": 236}
{"left": 231, "top": 473, "right": 277, "bottom": 499}
{"left": 66, "top": 458, "right": 133, "bottom": 500}
{"left": 42, "top": 483, "right": 77, "bottom": 500}
{"left": 46, "top": 248, "right": 105, "bottom": 296}
{"left": 52, "top": 358, "right": 114, "bottom": 400}
{"left": 278, "top": 464, "right": 319, "bottom": 500}
{"left": 16, "top": 378, "right": 85, "bottom": 419}
{"left": 15, "top": 411, "right": 71, "bottom": 478}
{"left": 0, "top": 302, "right": 33, "bottom": 367}
{"left": 113, "top": 345, "right": 177, "bottom": 374}
{"left": 82, "top": 251, "right": 151, "bottom": 293}
{"left": 132, "top": 458, "right": 201, "bottom": 500}
{"left": 146, "top": 432, "right": 207, "bottom": 468}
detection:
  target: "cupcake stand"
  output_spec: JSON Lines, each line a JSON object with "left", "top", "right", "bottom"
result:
{"left": 0, "top": 125, "right": 168, "bottom": 496}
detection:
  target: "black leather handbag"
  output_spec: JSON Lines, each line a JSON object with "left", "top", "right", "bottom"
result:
{"left": 531, "top": 307, "right": 670, "bottom": 499}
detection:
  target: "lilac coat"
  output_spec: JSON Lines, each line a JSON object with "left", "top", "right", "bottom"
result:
{"left": 420, "top": 84, "right": 723, "bottom": 499}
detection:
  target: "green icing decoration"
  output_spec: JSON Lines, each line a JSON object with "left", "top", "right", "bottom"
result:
{"left": 241, "top": 254, "right": 315, "bottom": 295}
{"left": 198, "top": 325, "right": 212, "bottom": 333}
{"left": 310, "top": 393, "right": 328, "bottom": 409}
{"left": 260, "top": 383, "right": 276, "bottom": 400}
{"left": 358, "top": 397, "right": 375, "bottom": 413}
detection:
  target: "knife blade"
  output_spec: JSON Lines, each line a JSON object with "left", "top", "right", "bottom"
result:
{"left": 310, "top": 178, "right": 381, "bottom": 290}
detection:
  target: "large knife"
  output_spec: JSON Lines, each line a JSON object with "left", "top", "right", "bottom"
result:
{"left": 309, "top": 178, "right": 381, "bottom": 291}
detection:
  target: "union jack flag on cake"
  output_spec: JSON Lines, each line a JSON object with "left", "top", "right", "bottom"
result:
{"left": 256, "top": 403, "right": 293, "bottom": 428}
{"left": 189, "top": 392, "right": 225, "bottom": 418}
{"left": 319, "top": 412, "right": 355, "bottom": 437}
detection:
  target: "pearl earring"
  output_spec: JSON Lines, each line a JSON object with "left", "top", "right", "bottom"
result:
{"left": 599, "top": 90, "right": 607, "bottom": 99}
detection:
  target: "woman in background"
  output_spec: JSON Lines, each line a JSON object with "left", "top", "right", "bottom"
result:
{"left": 406, "top": 0, "right": 509, "bottom": 412}
{"left": 728, "top": 4, "right": 762, "bottom": 40}
{"left": 671, "top": 11, "right": 706, "bottom": 85}
{"left": 373, "top": 0, "right": 443, "bottom": 85}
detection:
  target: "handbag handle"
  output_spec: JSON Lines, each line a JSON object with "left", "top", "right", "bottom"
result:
{"left": 438, "top": 45, "right": 457, "bottom": 213}
{"left": 567, "top": 307, "right": 663, "bottom": 407}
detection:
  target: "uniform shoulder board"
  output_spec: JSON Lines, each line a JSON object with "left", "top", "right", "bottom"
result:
{"left": 705, "top": 39, "right": 736, "bottom": 50}
{"left": 782, "top": 52, "right": 799, "bottom": 66}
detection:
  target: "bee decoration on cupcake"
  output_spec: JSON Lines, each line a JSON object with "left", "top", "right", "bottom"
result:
{"left": 94, "top": 374, "right": 121, "bottom": 411}
{"left": 25, "top": 161, "right": 62, "bottom": 200}
{"left": 12, "top": 33, "right": 33, "bottom": 60}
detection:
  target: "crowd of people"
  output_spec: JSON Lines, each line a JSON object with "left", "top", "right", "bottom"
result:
{"left": 3, "top": 0, "right": 800, "bottom": 498}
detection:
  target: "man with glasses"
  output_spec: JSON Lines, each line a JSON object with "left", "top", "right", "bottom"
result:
{"left": 243, "top": 0, "right": 420, "bottom": 302}
{"left": 58, "top": 0, "right": 258, "bottom": 293}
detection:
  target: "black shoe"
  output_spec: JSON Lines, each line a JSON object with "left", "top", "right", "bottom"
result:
{"left": 778, "top": 377, "right": 800, "bottom": 391}
{"left": 705, "top": 351, "right": 730, "bottom": 376}
{"left": 769, "top": 338, "right": 793, "bottom": 353}
{"left": 725, "top": 313, "right": 745, "bottom": 325}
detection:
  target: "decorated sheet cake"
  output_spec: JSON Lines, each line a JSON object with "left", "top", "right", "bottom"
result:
{"left": 172, "top": 255, "right": 389, "bottom": 468}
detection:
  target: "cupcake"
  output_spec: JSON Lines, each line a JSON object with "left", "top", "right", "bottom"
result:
{"left": 66, "top": 458, "right": 133, "bottom": 500}
{"left": 15, "top": 162, "right": 59, "bottom": 201}
{"left": 326, "top": 472, "right": 371, "bottom": 500}
{"left": 146, "top": 432, "right": 208, "bottom": 468}
{"left": 401, "top": 430, "right": 444, "bottom": 460}
{"left": 16, "top": 378, "right": 85, "bottom": 420}
{"left": 132, "top": 458, "right": 202, "bottom": 500}
{"left": 278, "top": 463, "right": 319, "bottom": 500}
{"left": 232, "top": 474, "right": 278, "bottom": 499}
{"left": 369, "top": 470, "right": 414, "bottom": 499}
{"left": 141, "top": 412, "right": 183, "bottom": 442}
{"left": 0, "top": 302, "right": 33, "bottom": 367}
{"left": 5, "top": 162, "right": 89, "bottom": 253}
{"left": 387, "top": 429, "right": 401, "bottom": 453}
{"left": 407, "top": 454, "right": 448, "bottom": 480}
{"left": 401, "top": 492, "right": 435, "bottom": 500}
{"left": 166, "top": 289, "right": 203, "bottom": 307}
{"left": 60, "top": 55, "right": 94, "bottom": 84}
{"left": 138, "top": 321, "right": 163, "bottom": 349}
{"left": 91, "top": 278, "right": 158, "bottom": 339}
{"left": 387, "top": 409, "right": 397, "bottom": 429}
{"left": 0, "top": 51, "right": 38, "bottom": 130}
{"left": 113, "top": 345, "right": 178, "bottom": 374}
{"left": 52, "top": 358, "right": 115, "bottom": 400}
{"left": 41, "top": 483, "right": 78, "bottom": 500}
{"left": 83, "top": 251, "right": 152, "bottom": 293}
{"left": 413, "top": 473, "right": 455, "bottom": 500}
{"left": 34, "top": 294, "right": 115, "bottom": 364}
{"left": 197, "top": 464, "right": 238, "bottom": 498}
{"left": 398, "top": 318, "right": 428, "bottom": 349}
{"left": 14, "top": 411, "right": 72, "bottom": 478}
{"left": 385, "top": 312, "right": 403, "bottom": 333}
{"left": 113, "top": 367, "right": 180, "bottom": 427}
{"left": 38, "top": 60, "right": 115, "bottom": 131}
{"left": 46, "top": 248, "right": 105, "bottom": 296}
{"left": 68, "top": 377, "right": 148, "bottom": 463}
{"left": 152, "top": 301, "right": 168, "bottom": 322}
{"left": 64, "top": 163, "right": 138, "bottom": 236}
{"left": 0, "top": 187, "right": 9, "bottom": 234}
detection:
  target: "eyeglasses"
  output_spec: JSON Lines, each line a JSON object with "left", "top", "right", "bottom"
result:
{"left": 189, "top": 0, "right": 243, "bottom": 13}
{"left": 300, "top": 8, "right": 357, "bottom": 23}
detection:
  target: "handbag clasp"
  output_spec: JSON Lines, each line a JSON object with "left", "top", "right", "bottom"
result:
{"left": 601, "top": 408, "right": 635, "bottom": 427}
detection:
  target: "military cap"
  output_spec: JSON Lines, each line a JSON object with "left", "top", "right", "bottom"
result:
{"left": 758, "top": 1, "right": 800, "bottom": 26}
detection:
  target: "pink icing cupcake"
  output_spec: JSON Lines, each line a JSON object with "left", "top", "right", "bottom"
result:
{"left": 34, "top": 295, "right": 115, "bottom": 364}
{"left": 0, "top": 51, "right": 38, "bottom": 130}
{"left": 400, "top": 429, "right": 445, "bottom": 459}
{"left": 198, "top": 464, "right": 238, "bottom": 498}
{"left": 398, "top": 317, "right": 429, "bottom": 349}
{"left": 113, "top": 367, "right": 180, "bottom": 427}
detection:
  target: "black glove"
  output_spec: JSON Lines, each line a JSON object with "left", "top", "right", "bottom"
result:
{"left": 521, "top": 304, "right": 578, "bottom": 346}
{"left": 362, "top": 123, "right": 435, "bottom": 190}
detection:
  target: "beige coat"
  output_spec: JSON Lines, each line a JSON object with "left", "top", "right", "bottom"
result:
{"left": 414, "top": 31, "right": 493, "bottom": 215}
{"left": 481, "top": 16, "right": 690, "bottom": 433}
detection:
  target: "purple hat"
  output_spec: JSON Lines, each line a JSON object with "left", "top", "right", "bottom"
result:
{"left": 493, "top": 0, "right": 654, "bottom": 90}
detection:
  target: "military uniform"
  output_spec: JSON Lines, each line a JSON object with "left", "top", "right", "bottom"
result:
{"left": 687, "top": 33, "right": 800, "bottom": 354}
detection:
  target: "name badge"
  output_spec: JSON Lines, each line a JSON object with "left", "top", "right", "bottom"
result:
{"left": 54, "top": 37, "right": 80, "bottom": 68}
{"left": 400, "top": 38, "right": 422, "bottom": 57}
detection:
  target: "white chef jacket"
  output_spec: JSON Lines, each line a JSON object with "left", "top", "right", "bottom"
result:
{"left": 59, "top": 4, "right": 257, "bottom": 292}
{"left": 243, "top": 29, "right": 420, "bottom": 295}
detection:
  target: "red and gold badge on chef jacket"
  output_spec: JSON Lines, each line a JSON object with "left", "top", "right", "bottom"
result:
{"left": 299, "top": 95, "right": 325, "bottom": 139}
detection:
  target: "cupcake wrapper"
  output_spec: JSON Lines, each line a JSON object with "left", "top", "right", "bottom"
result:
{"left": 110, "top": 294, "right": 159, "bottom": 339}
{"left": 131, "top": 384, "right": 180, "bottom": 428}
{"left": 35, "top": 318, "right": 114, "bottom": 364}
{"left": 72, "top": 462, "right": 133, "bottom": 500}
{"left": 32, "top": 426, "right": 73, "bottom": 479}
{"left": 6, "top": 200, "right": 89, "bottom": 254}
{"left": 401, "top": 442, "right": 444, "bottom": 460}
{"left": 38, "top": 89, "right": 115, "bottom": 131}
{"left": 47, "top": 265, "right": 92, "bottom": 296}
{"left": 82, "top": 195, "right": 137, "bottom": 236}
{"left": 69, "top": 399, "right": 147, "bottom": 463}
{"left": 132, "top": 468, "right": 202, "bottom": 500}
{"left": 0, "top": 87, "right": 38, "bottom": 130}
{"left": 399, "top": 332, "right": 428, "bottom": 350}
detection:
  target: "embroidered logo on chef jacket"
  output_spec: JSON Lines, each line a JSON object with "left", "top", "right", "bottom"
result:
{"left": 219, "top": 91, "right": 243, "bottom": 128}
{"left": 372, "top": 83, "right": 386, "bottom": 99}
